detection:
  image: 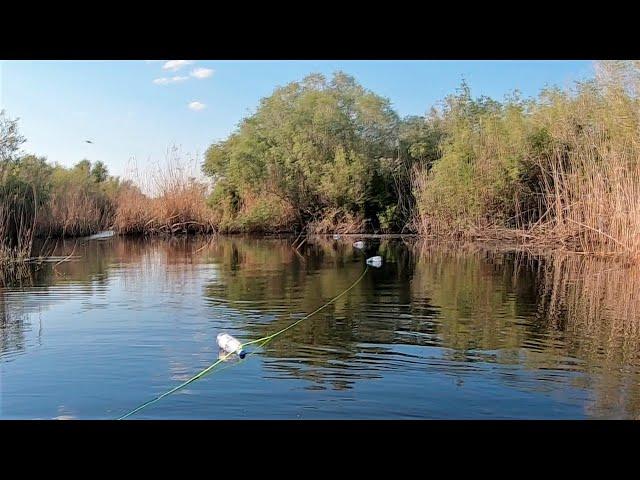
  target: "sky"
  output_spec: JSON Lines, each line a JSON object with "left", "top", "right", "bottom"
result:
{"left": 0, "top": 60, "right": 594, "bottom": 180}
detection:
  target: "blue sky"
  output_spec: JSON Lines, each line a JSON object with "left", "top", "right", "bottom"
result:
{"left": 1, "top": 60, "right": 594, "bottom": 179}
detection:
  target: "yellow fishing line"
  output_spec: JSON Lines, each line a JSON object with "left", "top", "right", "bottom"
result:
{"left": 117, "top": 265, "right": 369, "bottom": 419}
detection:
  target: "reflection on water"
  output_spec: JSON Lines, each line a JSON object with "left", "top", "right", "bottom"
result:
{"left": 1, "top": 235, "right": 640, "bottom": 419}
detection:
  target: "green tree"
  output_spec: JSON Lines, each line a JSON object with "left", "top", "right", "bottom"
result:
{"left": 74, "top": 159, "right": 92, "bottom": 176}
{"left": 399, "top": 113, "right": 443, "bottom": 167}
{"left": 91, "top": 161, "right": 108, "bottom": 183}
{"left": 203, "top": 72, "right": 400, "bottom": 232}
{"left": 0, "top": 110, "right": 26, "bottom": 182}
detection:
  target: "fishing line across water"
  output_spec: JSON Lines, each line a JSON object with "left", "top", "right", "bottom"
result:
{"left": 117, "top": 264, "right": 370, "bottom": 419}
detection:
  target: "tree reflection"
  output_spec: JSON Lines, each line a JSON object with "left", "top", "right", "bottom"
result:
{"left": 2, "top": 235, "right": 639, "bottom": 417}
{"left": 204, "top": 236, "right": 640, "bottom": 416}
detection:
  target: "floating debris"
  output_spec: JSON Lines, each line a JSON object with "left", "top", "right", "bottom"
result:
{"left": 217, "top": 333, "right": 246, "bottom": 359}
{"left": 353, "top": 241, "right": 365, "bottom": 249}
{"left": 366, "top": 256, "right": 383, "bottom": 267}
{"left": 86, "top": 230, "right": 115, "bottom": 240}
{"left": 333, "top": 234, "right": 341, "bottom": 240}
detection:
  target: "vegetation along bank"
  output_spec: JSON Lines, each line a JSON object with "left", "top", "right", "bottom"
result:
{"left": 2, "top": 60, "right": 640, "bottom": 266}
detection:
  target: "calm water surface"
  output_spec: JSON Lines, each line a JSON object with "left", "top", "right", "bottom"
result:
{"left": 1, "top": 235, "right": 639, "bottom": 419}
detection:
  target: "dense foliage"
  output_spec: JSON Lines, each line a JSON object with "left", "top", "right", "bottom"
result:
{"left": 1, "top": 109, "right": 122, "bottom": 263}
{"left": 203, "top": 73, "right": 411, "bottom": 232}
{"left": 413, "top": 61, "right": 640, "bottom": 255}
{"left": 201, "top": 62, "right": 640, "bottom": 255}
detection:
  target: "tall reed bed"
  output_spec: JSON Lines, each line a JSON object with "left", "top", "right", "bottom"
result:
{"left": 36, "top": 163, "right": 118, "bottom": 237}
{"left": 113, "top": 149, "right": 215, "bottom": 235}
{"left": 0, "top": 179, "right": 41, "bottom": 286}
{"left": 529, "top": 74, "right": 640, "bottom": 255}
{"left": 1, "top": 136, "right": 215, "bottom": 285}
{"left": 412, "top": 61, "right": 640, "bottom": 257}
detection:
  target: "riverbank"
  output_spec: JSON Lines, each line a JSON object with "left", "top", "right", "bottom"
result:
{"left": 3, "top": 61, "right": 640, "bottom": 265}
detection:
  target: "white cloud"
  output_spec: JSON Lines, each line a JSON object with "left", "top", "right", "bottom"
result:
{"left": 153, "top": 76, "right": 189, "bottom": 85}
{"left": 162, "top": 60, "right": 193, "bottom": 71}
{"left": 188, "top": 101, "right": 206, "bottom": 111}
{"left": 190, "top": 67, "right": 214, "bottom": 79}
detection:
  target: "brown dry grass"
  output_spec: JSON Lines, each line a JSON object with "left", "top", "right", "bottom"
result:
{"left": 37, "top": 187, "right": 113, "bottom": 238}
{"left": 113, "top": 150, "right": 215, "bottom": 235}
{"left": 412, "top": 62, "right": 640, "bottom": 260}
{"left": 528, "top": 81, "right": 640, "bottom": 257}
{"left": 0, "top": 187, "right": 36, "bottom": 269}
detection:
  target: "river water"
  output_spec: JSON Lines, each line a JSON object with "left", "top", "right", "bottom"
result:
{"left": 1, "top": 235, "right": 639, "bottom": 419}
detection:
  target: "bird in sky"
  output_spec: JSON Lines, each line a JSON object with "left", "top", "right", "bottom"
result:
{"left": 85, "top": 140, "right": 93, "bottom": 144}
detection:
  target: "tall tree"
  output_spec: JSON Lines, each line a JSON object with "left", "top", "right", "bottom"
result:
{"left": 203, "top": 72, "right": 400, "bottom": 231}
{"left": 91, "top": 161, "right": 109, "bottom": 183}
{"left": 0, "top": 110, "right": 26, "bottom": 182}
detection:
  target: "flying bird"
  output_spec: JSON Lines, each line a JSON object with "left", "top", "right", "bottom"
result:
{"left": 85, "top": 140, "right": 93, "bottom": 144}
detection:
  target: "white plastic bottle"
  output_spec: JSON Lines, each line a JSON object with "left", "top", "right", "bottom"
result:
{"left": 366, "top": 256, "right": 383, "bottom": 267}
{"left": 217, "top": 333, "right": 246, "bottom": 359}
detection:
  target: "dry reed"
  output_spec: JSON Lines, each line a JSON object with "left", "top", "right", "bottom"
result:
{"left": 113, "top": 149, "right": 215, "bottom": 235}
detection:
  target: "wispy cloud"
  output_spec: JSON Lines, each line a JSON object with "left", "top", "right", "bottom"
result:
{"left": 190, "top": 67, "right": 215, "bottom": 79}
{"left": 153, "top": 76, "right": 189, "bottom": 85}
{"left": 188, "top": 101, "right": 206, "bottom": 111}
{"left": 162, "top": 60, "right": 193, "bottom": 71}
